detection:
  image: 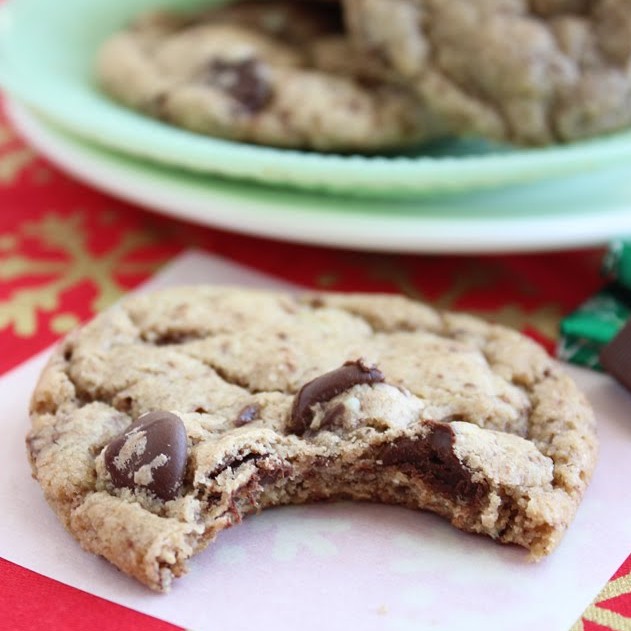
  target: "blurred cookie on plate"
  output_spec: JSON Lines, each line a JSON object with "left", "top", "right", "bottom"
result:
{"left": 96, "top": 0, "right": 440, "bottom": 152}
{"left": 344, "top": 0, "right": 631, "bottom": 145}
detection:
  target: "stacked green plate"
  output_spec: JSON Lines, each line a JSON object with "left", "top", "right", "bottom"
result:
{"left": 2, "top": 0, "right": 631, "bottom": 251}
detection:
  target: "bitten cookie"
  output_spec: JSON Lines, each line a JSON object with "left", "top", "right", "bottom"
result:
{"left": 344, "top": 0, "right": 631, "bottom": 145}
{"left": 27, "top": 287, "right": 597, "bottom": 591}
{"left": 96, "top": 1, "right": 436, "bottom": 152}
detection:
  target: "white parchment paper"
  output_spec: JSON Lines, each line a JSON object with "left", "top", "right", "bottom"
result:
{"left": 1, "top": 250, "right": 630, "bottom": 631}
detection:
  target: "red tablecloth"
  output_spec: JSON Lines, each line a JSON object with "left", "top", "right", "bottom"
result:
{"left": 0, "top": 96, "right": 629, "bottom": 631}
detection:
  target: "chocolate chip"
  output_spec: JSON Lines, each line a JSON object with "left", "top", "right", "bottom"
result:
{"left": 319, "top": 402, "right": 346, "bottom": 430}
{"left": 103, "top": 411, "right": 188, "bottom": 501}
{"left": 600, "top": 320, "right": 631, "bottom": 392}
{"left": 209, "top": 453, "right": 262, "bottom": 478}
{"left": 288, "top": 359, "right": 385, "bottom": 435}
{"left": 149, "top": 91, "right": 170, "bottom": 121}
{"left": 375, "top": 421, "right": 486, "bottom": 503}
{"left": 204, "top": 58, "right": 271, "bottom": 113}
{"left": 427, "top": 422, "right": 457, "bottom": 463}
{"left": 234, "top": 403, "right": 261, "bottom": 427}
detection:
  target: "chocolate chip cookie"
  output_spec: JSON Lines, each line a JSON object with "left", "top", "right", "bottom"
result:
{"left": 96, "top": 1, "right": 436, "bottom": 152}
{"left": 27, "top": 287, "right": 597, "bottom": 591}
{"left": 344, "top": 0, "right": 631, "bottom": 145}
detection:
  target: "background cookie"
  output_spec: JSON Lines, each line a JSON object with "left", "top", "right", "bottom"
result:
{"left": 27, "top": 287, "right": 598, "bottom": 591}
{"left": 96, "top": 1, "right": 435, "bottom": 152}
{"left": 344, "top": 0, "right": 631, "bottom": 145}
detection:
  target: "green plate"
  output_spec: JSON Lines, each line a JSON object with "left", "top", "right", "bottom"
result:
{"left": 11, "top": 99, "right": 631, "bottom": 253}
{"left": 2, "top": 0, "right": 631, "bottom": 197}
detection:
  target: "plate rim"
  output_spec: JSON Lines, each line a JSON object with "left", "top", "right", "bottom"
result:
{"left": 8, "top": 98, "right": 631, "bottom": 254}
{"left": 3, "top": 0, "right": 631, "bottom": 197}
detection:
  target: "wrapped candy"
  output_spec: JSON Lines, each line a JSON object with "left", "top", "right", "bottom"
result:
{"left": 558, "top": 283, "right": 631, "bottom": 370}
{"left": 602, "top": 240, "right": 631, "bottom": 290}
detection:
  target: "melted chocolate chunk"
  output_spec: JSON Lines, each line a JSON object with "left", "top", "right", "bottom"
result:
{"left": 376, "top": 422, "right": 486, "bottom": 503}
{"left": 209, "top": 453, "right": 262, "bottom": 479}
{"left": 600, "top": 320, "right": 631, "bottom": 392}
{"left": 288, "top": 360, "right": 385, "bottom": 435}
{"left": 103, "top": 411, "right": 188, "bottom": 501}
{"left": 234, "top": 404, "right": 261, "bottom": 427}
{"left": 205, "top": 58, "right": 271, "bottom": 113}
{"left": 319, "top": 402, "right": 346, "bottom": 430}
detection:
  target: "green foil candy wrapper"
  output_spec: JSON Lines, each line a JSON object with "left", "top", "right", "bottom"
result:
{"left": 602, "top": 240, "right": 631, "bottom": 289}
{"left": 558, "top": 283, "right": 631, "bottom": 370}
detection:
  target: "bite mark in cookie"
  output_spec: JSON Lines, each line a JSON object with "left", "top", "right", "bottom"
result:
{"left": 27, "top": 287, "right": 598, "bottom": 591}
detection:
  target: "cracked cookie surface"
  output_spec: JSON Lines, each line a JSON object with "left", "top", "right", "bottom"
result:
{"left": 27, "top": 287, "right": 598, "bottom": 591}
{"left": 96, "top": 1, "right": 436, "bottom": 152}
{"left": 344, "top": 0, "right": 631, "bottom": 145}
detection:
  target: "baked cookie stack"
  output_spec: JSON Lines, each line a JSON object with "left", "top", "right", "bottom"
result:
{"left": 97, "top": 0, "right": 631, "bottom": 151}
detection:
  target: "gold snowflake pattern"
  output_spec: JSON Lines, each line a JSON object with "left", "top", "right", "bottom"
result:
{"left": 318, "top": 257, "right": 562, "bottom": 340}
{"left": 0, "top": 119, "right": 36, "bottom": 184}
{"left": 0, "top": 211, "right": 165, "bottom": 337}
{"left": 571, "top": 572, "right": 631, "bottom": 631}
